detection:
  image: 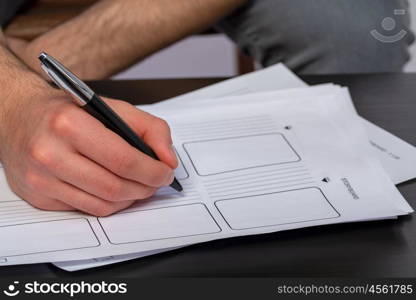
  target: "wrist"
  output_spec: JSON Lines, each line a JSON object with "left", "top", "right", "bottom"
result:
{"left": 0, "top": 68, "right": 50, "bottom": 107}
{"left": 0, "top": 70, "right": 61, "bottom": 156}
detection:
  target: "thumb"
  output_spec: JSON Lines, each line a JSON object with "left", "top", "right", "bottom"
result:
{"left": 142, "top": 117, "right": 178, "bottom": 170}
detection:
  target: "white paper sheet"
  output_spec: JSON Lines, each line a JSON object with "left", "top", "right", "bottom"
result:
{"left": 55, "top": 65, "right": 324, "bottom": 271}
{"left": 1, "top": 90, "right": 412, "bottom": 267}
{"left": 157, "top": 64, "right": 307, "bottom": 105}
{"left": 362, "top": 119, "right": 416, "bottom": 184}
{"left": 53, "top": 247, "right": 180, "bottom": 272}
{"left": 154, "top": 64, "right": 416, "bottom": 185}
{"left": 53, "top": 64, "right": 416, "bottom": 271}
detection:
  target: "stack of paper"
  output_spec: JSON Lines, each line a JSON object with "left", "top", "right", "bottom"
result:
{"left": 0, "top": 64, "right": 414, "bottom": 271}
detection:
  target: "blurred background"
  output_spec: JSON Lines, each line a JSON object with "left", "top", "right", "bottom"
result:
{"left": 4, "top": 0, "right": 416, "bottom": 79}
{"left": 114, "top": 2, "right": 416, "bottom": 79}
{"left": 408, "top": 2, "right": 416, "bottom": 71}
{"left": 115, "top": 0, "right": 416, "bottom": 79}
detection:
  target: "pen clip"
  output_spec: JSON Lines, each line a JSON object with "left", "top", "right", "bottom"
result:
{"left": 39, "top": 52, "right": 94, "bottom": 106}
{"left": 41, "top": 64, "right": 70, "bottom": 93}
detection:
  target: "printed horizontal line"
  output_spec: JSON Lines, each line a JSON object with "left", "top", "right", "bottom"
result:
{"left": 0, "top": 211, "right": 72, "bottom": 221}
{"left": 0, "top": 209, "right": 45, "bottom": 217}
{"left": 151, "top": 196, "right": 200, "bottom": 202}
{"left": 210, "top": 181, "right": 316, "bottom": 200}
{"left": 204, "top": 170, "right": 309, "bottom": 187}
{"left": 154, "top": 190, "right": 198, "bottom": 197}
{"left": 152, "top": 196, "right": 201, "bottom": 203}
{"left": 177, "top": 127, "right": 276, "bottom": 140}
{"left": 174, "top": 116, "right": 270, "bottom": 129}
{"left": 208, "top": 177, "right": 313, "bottom": 195}
{"left": 0, "top": 207, "right": 35, "bottom": 215}
{"left": 0, "top": 203, "right": 29, "bottom": 210}
{"left": 0, "top": 214, "right": 76, "bottom": 225}
{"left": 203, "top": 166, "right": 308, "bottom": 184}
{"left": 206, "top": 173, "right": 312, "bottom": 191}
{"left": 175, "top": 121, "right": 274, "bottom": 134}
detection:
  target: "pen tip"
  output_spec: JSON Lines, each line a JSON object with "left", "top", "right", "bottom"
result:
{"left": 170, "top": 178, "right": 183, "bottom": 192}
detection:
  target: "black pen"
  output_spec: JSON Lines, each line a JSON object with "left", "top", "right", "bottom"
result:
{"left": 38, "top": 52, "right": 183, "bottom": 192}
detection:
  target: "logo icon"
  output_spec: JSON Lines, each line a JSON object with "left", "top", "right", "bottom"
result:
{"left": 371, "top": 9, "right": 408, "bottom": 43}
{"left": 3, "top": 281, "right": 20, "bottom": 297}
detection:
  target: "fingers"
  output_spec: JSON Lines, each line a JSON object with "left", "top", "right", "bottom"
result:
{"left": 27, "top": 196, "right": 75, "bottom": 212}
{"left": 141, "top": 118, "right": 178, "bottom": 169}
{"left": 49, "top": 107, "right": 174, "bottom": 188}
{"left": 103, "top": 99, "right": 178, "bottom": 169}
{"left": 24, "top": 171, "right": 135, "bottom": 217}
{"left": 76, "top": 127, "right": 174, "bottom": 188}
{"left": 11, "top": 99, "right": 178, "bottom": 216}
{"left": 53, "top": 181, "right": 136, "bottom": 217}
{"left": 2, "top": 170, "right": 75, "bottom": 212}
{"left": 44, "top": 150, "right": 157, "bottom": 202}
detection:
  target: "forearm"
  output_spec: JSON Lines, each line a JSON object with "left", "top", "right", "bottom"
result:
{"left": 18, "top": 0, "right": 247, "bottom": 79}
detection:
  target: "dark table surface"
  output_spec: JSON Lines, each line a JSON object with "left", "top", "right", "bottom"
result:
{"left": 1, "top": 73, "right": 415, "bottom": 278}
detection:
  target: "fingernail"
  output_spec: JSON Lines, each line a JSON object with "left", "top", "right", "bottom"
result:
{"left": 166, "top": 171, "right": 175, "bottom": 185}
{"left": 169, "top": 145, "right": 176, "bottom": 157}
{"left": 169, "top": 145, "right": 178, "bottom": 165}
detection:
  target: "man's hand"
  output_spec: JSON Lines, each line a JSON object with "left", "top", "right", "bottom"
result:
{"left": 0, "top": 86, "right": 177, "bottom": 217}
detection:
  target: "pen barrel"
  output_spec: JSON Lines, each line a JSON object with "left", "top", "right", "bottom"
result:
{"left": 40, "top": 52, "right": 181, "bottom": 191}
{"left": 83, "top": 95, "right": 158, "bottom": 159}
{"left": 82, "top": 95, "right": 182, "bottom": 192}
